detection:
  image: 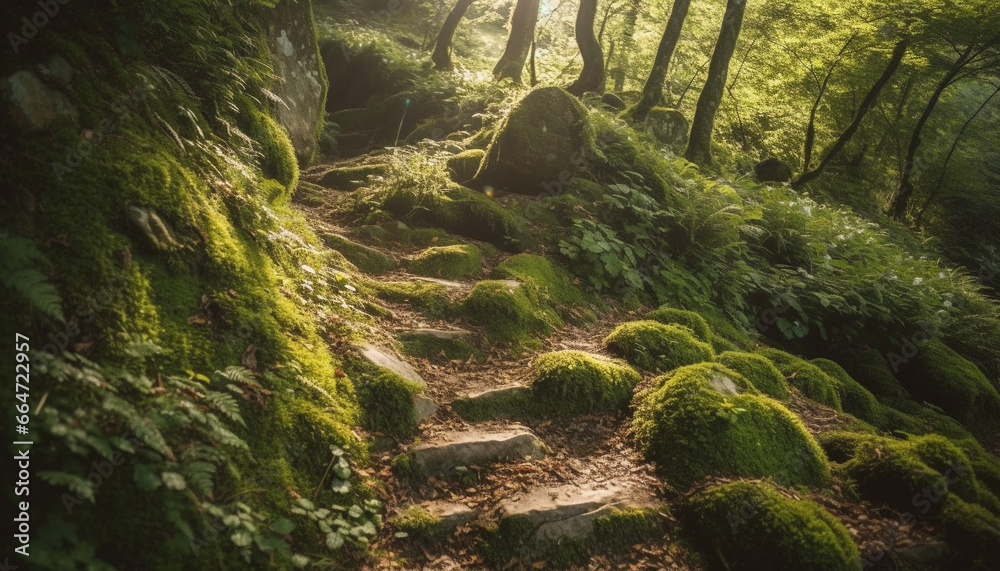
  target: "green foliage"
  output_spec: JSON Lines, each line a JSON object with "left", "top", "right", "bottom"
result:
{"left": 0, "top": 233, "right": 65, "bottom": 322}
{"left": 604, "top": 320, "right": 714, "bottom": 373}
{"left": 682, "top": 481, "right": 861, "bottom": 571}
{"left": 632, "top": 363, "right": 830, "bottom": 489}
{"left": 835, "top": 348, "right": 912, "bottom": 398}
{"left": 529, "top": 350, "right": 641, "bottom": 415}
{"left": 321, "top": 233, "right": 397, "bottom": 274}
{"left": 716, "top": 351, "right": 790, "bottom": 400}
{"left": 289, "top": 493, "right": 383, "bottom": 554}
{"left": 409, "top": 244, "right": 482, "bottom": 280}
{"left": 939, "top": 495, "right": 1000, "bottom": 567}
{"left": 756, "top": 348, "right": 842, "bottom": 411}
{"left": 459, "top": 280, "right": 562, "bottom": 350}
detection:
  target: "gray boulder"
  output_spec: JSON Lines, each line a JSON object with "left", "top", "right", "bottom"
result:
{"left": 646, "top": 107, "right": 688, "bottom": 145}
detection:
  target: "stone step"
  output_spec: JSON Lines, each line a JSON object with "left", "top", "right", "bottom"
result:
{"left": 450, "top": 385, "right": 531, "bottom": 422}
{"left": 408, "top": 426, "right": 547, "bottom": 476}
{"left": 400, "top": 328, "right": 473, "bottom": 340}
{"left": 500, "top": 484, "right": 659, "bottom": 542}
{"left": 426, "top": 501, "right": 479, "bottom": 531}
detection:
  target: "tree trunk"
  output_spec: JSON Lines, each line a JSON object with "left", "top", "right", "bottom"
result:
{"left": 567, "top": 0, "right": 605, "bottom": 95}
{"left": 611, "top": 0, "right": 640, "bottom": 92}
{"left": 432, "top": 0, "right": 477, "bottom": 70}
{"left": 889, "top": 46, "right": 974, "bottom": 221}
{"left": 630, "top": 0, "right": 692, "bottom": 122}
{"left": 684, "top": 0, "right": 747, "bottom": 166}
{"left": 803, "top": 33, "right": 857, "bottom": 171}
{"left": 792, "top": 39, "right": 908, "bottom": 189}
{"left": 493, "top": 0, "right": 541, "bottom": 83}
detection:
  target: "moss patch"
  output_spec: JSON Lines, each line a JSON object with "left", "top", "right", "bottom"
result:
{"left": 682, "top": 481, "right": 860, "bottom": 571}
{"left": 398, "top": 332, "right": 480, "bottom": 362}
{"left": 530, "top": 350, "right": 641, "bottom": 415}
{"left": 593, "top": 507, "right": 665, "bottom": 552}
{"left": 351, "top": 366, "right": 425, "bottom": 439}
{"left": 321, "top": 232, "right": 396, "bottom": 274}
{"left": 645, "top": 307, "right": 713, "bottom": 343}
{"left": 811, "top": 358, "right": 884, "bottom": 426}
{"left": 939, "top": 495, "right": 1000, "bottom": 567}
{"left": 716, "top": 351, "right": 790, "bottom": 400}
{"left": 459, "top": 280, "right": 562, "bottom": 350}
{"left": 318, "top": 164, "right": 386, "bottom": 190}
{"left": 450, "top": 386, "right": 535, "bottom": 422}
{"left": 757, "top": 348, "right": 842, "bottom": 411}
{"left": 836, "top": 348, "right": 912, "bottom": 398}
{"left": 392, "top": 505, "right": 444, "bottom": 542}
{"left": 895, "top": 340, "right": 1000, "bottom": 433}
{"left": 446, "top": 149, "right": 485, "bottom": 184}
{"left": 494, "top": 253, "right": 597, "bottom": 321}
{"left": 409, "top": 244, "right": 482, "bottom": 280}
{"left": 632, "top": 363, "right": 830, "bottom": 489}
{"left": 604, "top": 320, "right": 714, "bottom": 373}
{"left": 367, "top": 280, "right": 452, "bottom": 317}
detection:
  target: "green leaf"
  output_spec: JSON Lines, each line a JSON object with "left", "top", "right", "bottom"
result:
{"left": 270, "top": 518, "right": 295, "bottom": 534}
{"left": 325, "top": 531, "right": 345, "bottom": 550}
{"left": 230, "top": 530, "right": 252, "bottom": 547}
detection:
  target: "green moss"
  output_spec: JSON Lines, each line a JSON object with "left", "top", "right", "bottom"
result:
{"left": 392, "top": 505, "right": 444, "bottom": 542}
{"left": 318, "top": 164, "right": 386, "bottom": 190}
{"left": 818, "top": 431, "right": 878, "bottom": 463}
{"left": 480, "top": 515, "right": 588, "bottom": 569}
{"left": 645, "top": 307, "right": 713, "bottom": 343}
{"left": 895, "top": 340, "right": 1000, "bottom": 432}
{"left": 939, "top": 495, "right": 1000, "bottom": 568}
{"left": 836, "top": 348, "right": 911, "bottom": 398}
{"left": 494, "top": 253, "right": 597, "bottom": 320}
{"left": 682, "top": 481, "right": 861, "bottom": 571}
{"left": 840, "top": 435, "right": 952, "bottom": 514}
{"left": 593, "top": 507, "right": 665, "bottom": 552}
{"left": 716, "top": 351, "right": 790, "bottom": 400}
{"left": 757, "top": 348, "right": 843, "bottom": 411}
{"left": 321, "top": 232, "right": 397, "bottom": 274}
{"left": 398, "top": 332, "right": 480, "bottom": 362}
{"left": 459, "top": 280, "right": 562, "bottom": 350}
{"left": 450, "top": 386, "right": 535, "bottom": 422}
{"left": 446, "top": 149, "right": 485, "bottom": 184}
{"left": 530, "top": 350, "right": 641, "bottom": 415}
{"left": 409, "top": 244, "right": 482, "bottom": 280}
{"left": 248, "top": 108, "right": 299, "bottom": 193}
{"left": 632, "top": 363, "right": 830, "bottom": 489}
{"left": 391, "top": 452, "right": 416, "bottom": 478}
{"left": 811, "top": 358, "right": 884, "bottom": 426}
{"left": 367, "top": 280, "right": 452, "bottom": 317}
{"left": 604, "top": 320, "right": 714, "bottom": 373}
{"left": 351, "top": 367, "right": 424, "bottom": 438}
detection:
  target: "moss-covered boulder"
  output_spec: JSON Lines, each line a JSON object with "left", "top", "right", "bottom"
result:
{"left": 682, "top": 481, "right": 860, "bottom": 571}
{"left": 316, "top": 163, "right": 386, "bottom": 190}
{"left": 460, "top": 281, "right": 562, "bottom": 349}
{"left": 368, "top": 280, "right": 452, "bottom": 317}
{"left": 494, "top": 254, "right": 595, "bottom": 320}
{"left": 644, "top": 107, "right": 688, "bottom": 146}
{"left": 644, "top": 307, "right": 713, "bottom": 343}
{"left": 473, "top": 86, "right": 596, "bottom": 195}
{"left": 381, "top": 183, "right": 525, "bottom": 251}
{"left": 398, "top": 330, "right": 480, "bottom": 362}
{"left": 939, "top": 495, "right": 1000, "bottom": 567}
{"left": 716, "top": 351, "right": 790, "bottom": 400}
{"left": 836, "top": 347, "right": 911, "bottom": 398}
{"left": 757, "top": 348, "right": 842, "bottom": 411}
{"left": 409, "top": 244, "right": 482, "bottom": 280}
{"left": 446, "top": 149, "right": 485, "bottom": 185}
{"left": 895, "top": 340, "right": 1000, "bottom": 432}
{"left": 604, "top": 320, "right": 714, "bottom": 373}
{"left": 530, "top": 350, "right": 641, "bottom": 415}
{"left": 632, "top": 363, "right": 830, "bottom": 488}
{"left": 811, "top": 358, "right": 884, "bottom": 426}
{"left": 320, "top": 232, "right": 396, "bottom": 273}
{"left": 351, "top": 367, "right": 426, "bottom": 438}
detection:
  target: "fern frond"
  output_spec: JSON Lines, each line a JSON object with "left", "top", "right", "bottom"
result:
{"left": 203, "top": 391, "right": 245, "bottom": 426}
{"left": 1, "top": 268, "right": 65, "bottom": 322}
{"left": 215, "top": 366, "right": 256, "bottom": 385}
{"left": 38, "top": 471, "right": 96, "bottom": 502}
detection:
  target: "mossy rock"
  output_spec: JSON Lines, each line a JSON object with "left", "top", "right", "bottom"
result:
{"left": 380, "top": 183, "right": 525, "bottom": 251}
{"left": 317, "top": 163, "right": 386, "bottom": 190}
{"left": 632, "top": 363, "right": 830, "bottom": 489}
{"left": 716, "top": 351, "right": 790, "bottom": 400}
{"left": 494, "top": 253, "right": 596, "bottom": 320}
{"left": 939, "top": 495, "right": 1000, "bottom": 567}
{"left": 894, "top": 340, "right": 1000, "bottom": 432}
{"left": 368, "top": 280, "right": 452, "bottom": 317}
{"left": 350, "top": 366, "right": 425, "bottom": 439}
{"left": 446, "top": 149, "right": 485, "bottom": 185}
{"left": 682, "top": 481, "right": 860, "bottom": 571}
{"left": 459, "top": 280, "right": 562, "bottom": 349}
{"left": 399, "top": 332, "right": 480, "bottom": 362}
{"left": 645, "top": 307, "right": 713, "bottom": 343}
{"left": 757, "top": 348, "right": 842, "bottom": 411}
{"left": 391, "top": 505, "right": 445, "bottom": 542}
{"left": 836, "top": 347, "right": 911, "bottom": 398}
{"left": 529, "top": 350, "right": 641, "bottom": 415}
{"left": 644, "top": 107, "right": 688, "bottom": 146}
{"left": 593, "top": 507, "right": 665, "bottom": 552}
{"left": 810, "top": 358, "right": 886, "bottom": 426}
{"left": 604, "top": 320, "right": 714, "bottom": 373}
{"left": 473, "top": 86, "right": 597, "bottom": 195}
{"left": 409, "top": 244, "right": 482, "bottom": 280}
{"left": 320, "top": 232, "right": 396, "bottom": 274}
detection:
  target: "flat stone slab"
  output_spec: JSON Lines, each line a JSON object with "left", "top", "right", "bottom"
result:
{"left": 413, "top": 394, "right": 438, "bottom": 424}
{"left": 401, "top": 328, "right": 472, "bottom": 340}
{"left": 355, "top": 343, "right": 425, "bottom": 387}
{"left": 409, "top": 426, "right": 546, "bottom": 475}
{"left": 426, "top": 501, "right": 478, "bottom": 531}
{"left": 500, "top": 484, "right": 658, "bottom": 542}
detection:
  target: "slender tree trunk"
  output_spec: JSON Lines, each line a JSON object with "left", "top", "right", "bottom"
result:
{"left": 493, "top": 0, "right": 541, "bottom": 83}
{"left": 684, "top": 0, "right": 748, "bottom": 166}
{"left": 803, "top": 33, "right": 857, "bottom": 171}
{"left": 611, "top": 0, "right": 640, "bottom": 92}
{"left": 792, "top": 39, "right": 908, "bottom": 189}
{"left": 889, "top": 46, "right": 974, "bottom": 220}
{"left": 567, "top": 0, "right": 605, "bottom": 95}
{"left": 529, "top": 37, "right": 538, "bottom": 86}
{"left": 914, "top": 83, "right": 1000, "bottom": 226}
{"left": 630, "top": 0, "right": 692, "bottom": 122}
{"left": 432, "top": 0, "right": 477, "bottom": 70}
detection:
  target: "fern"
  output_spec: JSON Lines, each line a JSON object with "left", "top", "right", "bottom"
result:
{"left": 39, "top": 471, "right": 95, "bottom": 502}
{"left": 203, "top": 391, "right": 245, "bottom": 426}
{"left": 0, "top": 234, "right": 64, "bottom": 322}
{"left": 215, "top": 366, "right": 256, "bottom": 385}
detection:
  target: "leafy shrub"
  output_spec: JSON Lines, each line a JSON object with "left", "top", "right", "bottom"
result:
{"left": 604, "top": 320, "right": 714, "bottom": 373}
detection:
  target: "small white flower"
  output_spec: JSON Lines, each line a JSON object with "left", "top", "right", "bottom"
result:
{"left": 944, "top": 300, "right": 953, "bottom": 308}
{"left": 938, "top": 272, "right": 946, "bottom": 279}
{"left": 912, "top": 277, "right": 924, "bottom": 286}
{"left": 803, "top": 205, "right": 812, "bottom": 216}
